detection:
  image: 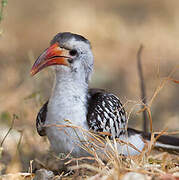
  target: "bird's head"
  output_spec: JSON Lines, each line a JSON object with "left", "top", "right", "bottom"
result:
{"left": 31, "top": 32, "right": 94, "bottom": 82}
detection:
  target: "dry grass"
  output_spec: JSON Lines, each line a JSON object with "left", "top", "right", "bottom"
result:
{"left": 0, "top": 88, "right": 179, "bottom": 180}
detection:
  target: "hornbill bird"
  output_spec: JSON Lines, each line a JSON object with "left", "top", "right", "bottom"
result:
{"left": 31, "top": 32, "right": 179, "bottom": 157}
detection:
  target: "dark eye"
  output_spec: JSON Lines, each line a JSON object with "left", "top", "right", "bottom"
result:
{"left": 69, "top": 49, "right": 77, "bottom": 56}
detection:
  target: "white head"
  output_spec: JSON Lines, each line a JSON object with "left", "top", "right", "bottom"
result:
{"left": 31, "top": 32, "right": 94, "bottom": 83}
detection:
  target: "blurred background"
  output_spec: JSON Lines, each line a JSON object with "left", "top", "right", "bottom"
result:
{"left": 0, "top": 0, "right": 178, "bottom": 173}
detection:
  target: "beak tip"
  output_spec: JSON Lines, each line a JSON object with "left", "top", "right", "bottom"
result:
{"left": 30, "top": 69, "right": 36, "bottom": 76}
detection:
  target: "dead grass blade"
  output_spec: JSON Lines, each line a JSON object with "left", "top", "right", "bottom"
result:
{"left": 0, "top": 114, "right": 17, "bottom": 147}
{"left": 148, "top": 65, "right": 178, "bottom": 107}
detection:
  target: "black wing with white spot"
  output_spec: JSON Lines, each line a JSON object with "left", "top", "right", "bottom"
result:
{"left": 36, "top": 101, "right": 48, "bottom": 136}
{"left": 87, "top": 89, "right": 127, "bottom": 138}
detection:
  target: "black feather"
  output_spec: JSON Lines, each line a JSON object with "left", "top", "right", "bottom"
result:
{"left": 87, "top": 88, "right": 127, "bottom": 138}
{"left": 36, "top": 101, "right": 48, "bottom": 136}
{"left": 50, "top": 32, "right": 90, "bottom": 46}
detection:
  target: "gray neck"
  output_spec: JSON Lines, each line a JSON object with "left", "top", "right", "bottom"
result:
{"left": 47, "top": 68, "right": 89, "bottom": 127}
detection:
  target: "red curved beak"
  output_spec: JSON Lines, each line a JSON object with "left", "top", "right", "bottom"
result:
{"left": 30, "top": 43, "right": 70, "bottom": 76}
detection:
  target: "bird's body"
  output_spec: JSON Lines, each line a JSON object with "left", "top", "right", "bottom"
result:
{"left": 38, "top": 87, "right": 145, "bottom": 157}
{"left": 31, "top": 32, "right": 179, "bottom": 158}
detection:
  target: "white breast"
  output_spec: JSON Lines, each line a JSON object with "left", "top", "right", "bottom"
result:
{"left": 45, "top": 71, "right": 90, "bottom": 156}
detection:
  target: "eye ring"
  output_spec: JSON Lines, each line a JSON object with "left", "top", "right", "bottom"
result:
{"left": 69, "top": 49, "right": 78, "bottom": 56}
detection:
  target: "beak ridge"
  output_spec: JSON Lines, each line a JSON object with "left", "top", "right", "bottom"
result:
{"left": 30, "top": 43, "right": 70, "bottom": 76}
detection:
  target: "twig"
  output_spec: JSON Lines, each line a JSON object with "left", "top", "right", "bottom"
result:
{"left": 0, "top": 114, "right": 16, "bottom": 147}
{"left": 137, "top": 44, "right": 148, "bottom": 133}
{"left": 17, "top": 130, "right": 23, "bottom": 151}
